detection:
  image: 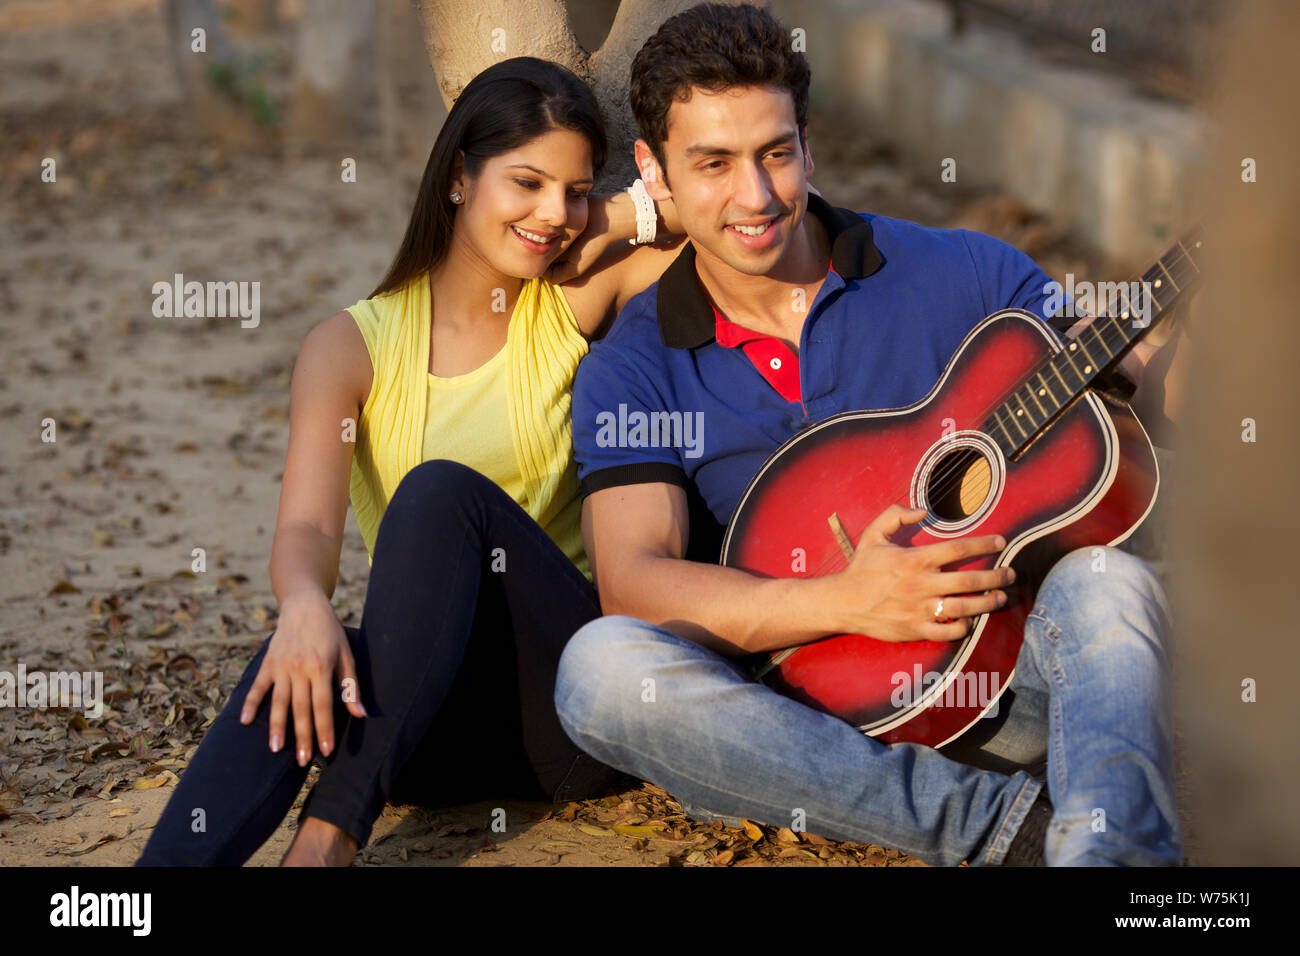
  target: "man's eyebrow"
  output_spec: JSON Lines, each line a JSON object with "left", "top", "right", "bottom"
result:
{"left": 505, "top": 164, "right": 595, "bottom": 185}
{"left": 683, "top": 132, "right": 799, "bottom": 158}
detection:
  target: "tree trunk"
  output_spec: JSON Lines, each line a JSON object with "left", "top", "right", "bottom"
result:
{"left": 1170, "top": 0, "right": 1300, "bottom": 865}
{"left": 165, "top": 0, "right": 266, "bottom": 146}
{"left": 410, "top": 0, "right": 762, "bottom": 190}
{"left": 285, "top": 0, "right": 379, "bottom": 153}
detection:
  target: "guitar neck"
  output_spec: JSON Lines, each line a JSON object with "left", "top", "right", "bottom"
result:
{"left": 985, "top": 226, "right": 1203, "bottom": 457}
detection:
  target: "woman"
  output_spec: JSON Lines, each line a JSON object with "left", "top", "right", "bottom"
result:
{"left": 136, "top": 57, "right": 684, "bottom": 866}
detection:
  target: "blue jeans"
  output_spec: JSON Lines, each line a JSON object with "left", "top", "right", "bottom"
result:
{"left": 555, "top": 546, "right": 1181, "bottom": 866}
{"left": 137, "top": 460, "right": 629, "bottom": 865}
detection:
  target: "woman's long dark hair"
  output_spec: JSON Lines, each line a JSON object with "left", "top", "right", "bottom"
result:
{"left": 368, "top": 57, "right": 607, "bottom": 299}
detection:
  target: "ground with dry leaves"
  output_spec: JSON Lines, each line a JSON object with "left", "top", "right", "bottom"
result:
{"left": 0, "top": 0, "right": 1193, "bottom": 867}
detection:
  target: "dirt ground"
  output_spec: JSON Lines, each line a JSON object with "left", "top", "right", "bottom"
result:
{"left": 0, "top": 0, "right": 1195, "bottom": 867}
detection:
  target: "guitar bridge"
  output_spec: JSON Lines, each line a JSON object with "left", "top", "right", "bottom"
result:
{"left": 828, "top": 512, "right": 856, "bottom": 562}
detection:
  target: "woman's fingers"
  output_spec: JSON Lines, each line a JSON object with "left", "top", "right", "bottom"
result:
{"left": 312, "top": 670, "right": 335, "bottom": 758}
{"left": 268, "top": 675, "right": 291, "bottom": 754}
{"left": 240, "top": 662, "right": 273, "bottom": 724}
{"left": 291, "top": 675, "right": 314, "bottom": 767}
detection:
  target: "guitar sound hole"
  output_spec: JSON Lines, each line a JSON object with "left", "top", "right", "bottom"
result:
{"left": 927, "top": 449, "right": 993, "bottom": 521}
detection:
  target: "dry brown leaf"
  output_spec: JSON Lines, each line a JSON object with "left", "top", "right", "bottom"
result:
{"left": 534, "top": 840, "right": 581, "bottom": 853}
{"left": 59, "top": 833, "right": 119, "bottom": 856}
{"left": 132, "top": 770, "right": 176, "bottom": 790}
{"left": 741, "top": 819, "right": 764, "bottom": 842}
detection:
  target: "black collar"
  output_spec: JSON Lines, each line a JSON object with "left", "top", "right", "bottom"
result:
{"left": 655, "top": 193, "right": 884, "bottom": 350}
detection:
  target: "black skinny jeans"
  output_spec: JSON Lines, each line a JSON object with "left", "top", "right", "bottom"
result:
{"left": 136, "top": 459, "right": 630, "bottom": 865}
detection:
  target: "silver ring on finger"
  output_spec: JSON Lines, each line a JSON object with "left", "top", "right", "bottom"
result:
{"left": 934, "top": 598, "right": 955, "bottom": 624}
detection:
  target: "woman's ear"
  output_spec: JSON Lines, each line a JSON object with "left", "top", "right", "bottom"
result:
{"left": 449, "top": 148, "right": 467, "bottom": 202}
{"left": 633, "top": 139, "right": 672, "bottom": 201}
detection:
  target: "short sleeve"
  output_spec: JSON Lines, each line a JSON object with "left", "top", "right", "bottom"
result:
{"left": 572, "top": 342, "right": 689, "bottom": 498}
{"left": 959, "top": 229, "right": 1137, "bottom": 402}
{"left": 958, "top": 229, "right": 1070, "bottom": 331}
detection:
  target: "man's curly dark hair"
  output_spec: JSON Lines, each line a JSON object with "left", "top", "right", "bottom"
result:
{"left": 629, "top": 3, "right": 811, "bottom": 178}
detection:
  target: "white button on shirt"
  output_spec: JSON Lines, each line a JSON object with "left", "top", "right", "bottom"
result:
{"left": 769, "top": 357, "right": 782, "bottom": 370}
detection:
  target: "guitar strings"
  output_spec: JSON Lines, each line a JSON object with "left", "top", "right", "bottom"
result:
{"left": 783, "top": 239, "right": 1200, "bottom": 581}
{"left": 900, "top": 239, "right": 1200, "bottom": 519}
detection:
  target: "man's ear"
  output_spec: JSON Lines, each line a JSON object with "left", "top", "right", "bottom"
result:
{"left": 633, "top": 139, "right": 672, "bottom": 201}
{"left": 801, "top": 128, "right": 815, "bottom": 179}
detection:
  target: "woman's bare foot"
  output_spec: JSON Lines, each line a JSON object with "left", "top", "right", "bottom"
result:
{"left": 281, "top": 816, "right": 359, "bottom": 866}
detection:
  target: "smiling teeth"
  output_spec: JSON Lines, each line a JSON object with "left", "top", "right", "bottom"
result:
{"left": 513, "top": 226, "right": 553, "bottom": 243}
{"left": 731, "top": 221, "right": 771, "bottom": 236}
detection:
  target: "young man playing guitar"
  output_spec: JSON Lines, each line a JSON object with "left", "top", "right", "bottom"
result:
{"left": 555, "top": 3, "right": 1187, "bottom": 866}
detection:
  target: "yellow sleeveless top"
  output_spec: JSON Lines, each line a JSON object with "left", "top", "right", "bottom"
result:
{"left": 345, "top": 274, "right": 591, "bottom": 583}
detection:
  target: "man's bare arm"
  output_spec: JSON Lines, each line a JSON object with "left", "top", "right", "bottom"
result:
{"left": 583, "top": 482, "right": 1014, "bottom": 658}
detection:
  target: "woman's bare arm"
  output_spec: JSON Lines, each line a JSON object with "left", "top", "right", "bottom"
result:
{"left": 244, "top": 311, "right": 373, "bottom": 764}
{"left": 268, "top": 311, "right": 372, "bottom": 601}
{"left": 548, "top": 190, "right": 688, "bottom": 339}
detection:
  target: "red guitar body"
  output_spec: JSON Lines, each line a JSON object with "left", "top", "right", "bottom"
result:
{"left": 720, "top": 309, "right": 1159, "bottom": 749}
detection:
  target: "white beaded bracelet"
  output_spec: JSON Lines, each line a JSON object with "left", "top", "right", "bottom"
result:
{"left": 626, "top": 177, "right": 658, "bottom": 246}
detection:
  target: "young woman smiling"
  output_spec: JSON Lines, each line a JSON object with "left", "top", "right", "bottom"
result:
{"left": 136, "top": 57, "right": 684, "bottom": 866}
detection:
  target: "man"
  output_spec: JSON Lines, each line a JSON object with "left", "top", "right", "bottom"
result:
{"left": 555, "top": 3, "right": 1184, "bottom": 866}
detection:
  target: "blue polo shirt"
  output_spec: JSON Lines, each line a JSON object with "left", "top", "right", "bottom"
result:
{"left": 572, "top": 194, "right": 1104, "bottom": 562}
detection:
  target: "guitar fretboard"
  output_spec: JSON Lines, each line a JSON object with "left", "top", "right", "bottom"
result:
{"left": 986, "top": 226, "right": 1203, "bottom": 456}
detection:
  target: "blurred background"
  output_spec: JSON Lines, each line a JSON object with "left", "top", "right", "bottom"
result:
{"left": 0, "top": 0, "right": 1293, "bottom": 867}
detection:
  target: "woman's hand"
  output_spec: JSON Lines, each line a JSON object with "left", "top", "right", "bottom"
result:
{"left": 240, "top": 586, "right": 367, "bottom": 765}
{"left": 548, "top": 192, "right": 628, "bottom": 284}
{"left": 549, "top": 190, "right": 685, "bottom": 284}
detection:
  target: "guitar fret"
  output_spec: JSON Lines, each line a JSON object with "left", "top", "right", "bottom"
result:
{"left": 1104, "top": 311, "right": 1131, "bottom": 347}
{"left": 1017, "top": 393, "right": 1040, "bottom": 431}
{"left": 1101, "top": 321, "right": 1128, "bottom": 358}
{"left": 991, "top": 408, "right": 1016, "bottom": 447}
{"left": 1090, "top": 327, "right": 1114, "bottom": 359}
{"left": 1025, "top": 383, "right": 1047, "bottom": 417}
{"left": 1072, "top": 336, "right": 1099, "bottom": 376}
{"left": 1157, "top": 258, "right": 1180, "bottom": 292}
{"left": 1058, "top": 347, "right": 1084, "bottom": 388}
{"left": 1177, "top": 240, "right": 1201, "bottom": 274}
{"left": 1049, "top": 360, "right": 1072, "bottom": 396}
{"left": 1036, "top": 371, "right": 1059, "bottom": 410}
{"left": 1006, "top": 400, "right": 1029, "bottom": 438}
{"left": 1115, "top": 285, "right": 1134, "bottom": 321}
{"left": 1147, "top": 274, "right": 1172, "bottom": 312}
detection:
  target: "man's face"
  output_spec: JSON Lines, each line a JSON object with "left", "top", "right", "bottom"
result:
{"left": 638, "top": 85, "right": 814, "bottom": 278}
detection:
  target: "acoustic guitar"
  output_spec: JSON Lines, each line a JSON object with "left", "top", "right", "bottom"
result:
{"left": 721, "top": 230, "right": 1201, "bottom": 748}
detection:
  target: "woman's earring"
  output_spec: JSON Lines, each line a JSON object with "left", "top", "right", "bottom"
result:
{"left": 450, "top": 191, "right": 463, "bottom": 203}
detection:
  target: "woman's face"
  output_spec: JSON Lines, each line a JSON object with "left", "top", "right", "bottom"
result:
{"left": 450, "top": 128, "right": 595, "bottom": 279}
